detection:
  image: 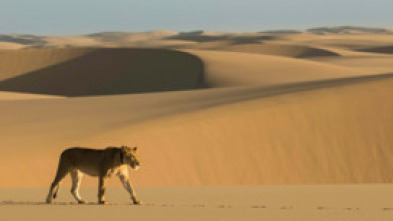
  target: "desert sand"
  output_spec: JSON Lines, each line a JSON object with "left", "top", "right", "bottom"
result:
{"left": 1, "top": 185, "right": 393, "bottom": 221}
{"left": 0, "top": 26, "right": 393, "bottom": 220}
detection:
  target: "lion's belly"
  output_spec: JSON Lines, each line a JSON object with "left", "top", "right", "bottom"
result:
{"left": 77, "top": 164, "right": 101, "bottom": 176}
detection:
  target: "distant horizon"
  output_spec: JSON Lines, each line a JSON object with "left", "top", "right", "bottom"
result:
{"left": 1, "top": 25, "right": 393, "bottom": 36}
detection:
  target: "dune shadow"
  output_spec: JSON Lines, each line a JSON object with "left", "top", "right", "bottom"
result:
{"left": 229, "top": 38, "right": 268, "bottom": 45}
{"left": 295, "top": 47, "right": 340, "bottom": 58}
{"left": 307, "top": 26, "right": 391, "bottom": 35}
{"left": 167, "top": 32, "right": 276, "bottom": 44}
{"left": 0, "top": 48, "right": 206, "bottom": 97}
{"left": 355, "top": 45, "right": 393, "bottom": 54}
{"left": 259, "top": 30, "right": 303, "bottom": 34}
{"left": 0, "top": 35, "right": 45, "bottom": 45}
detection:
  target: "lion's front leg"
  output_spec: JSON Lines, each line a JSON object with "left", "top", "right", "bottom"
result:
{"left": 98, "top": 176, "right": 108, "bottom": 204}
{"left": 118, "top": 172, "right": 141, "bottom": 205}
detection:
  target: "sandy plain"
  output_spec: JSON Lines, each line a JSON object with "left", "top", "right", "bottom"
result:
{"left": 1, "top": 185, "right": 393, "bottom": 221}
{"left": 0, "top": 26, "right": 393, "bottom": 220}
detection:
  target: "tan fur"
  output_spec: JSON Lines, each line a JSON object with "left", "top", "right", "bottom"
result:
{"left": 46, "top": 146, "right": 141, "bottom": 205}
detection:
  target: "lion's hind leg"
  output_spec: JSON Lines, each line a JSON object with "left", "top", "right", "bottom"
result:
{"left": 46, "top": 156, "right": 71, "bottom": 204}
{"left": 71, "top": 169, "right": 86, "bottom": 204}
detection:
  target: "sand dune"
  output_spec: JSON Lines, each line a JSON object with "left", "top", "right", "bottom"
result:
{"left": 0, "top": 31, "right": 179, "bottom": 49}
{"left": 38, "top": 36, "right": 101, "bottom": 48}
{"left": 356, "top": 45, "right": 393, "bottom": 54}
{"left": 0, "top": 42, "right": 25, "bottom": 49}
{"left": 311, "top": 56, "right": 393, "bottom": 73}
{"left": 280, "top": 33, "right": 393, "bottom": 51}
{"left": 0, "top": 47, "right": 374, "bottom": 97}
{"left": 88, "top": 30, "right": 177, "bottom": 43}
{"left": 82, "top": 76, "right": 393, "bottom": 186}
{"left": 184, "top": 49, "right": 371, "bottom": 87}
{"left": 307, "top": 26, "right": 392, "bottom": 35}
{"left": 168, "top": 32, "right": 275, "bottom": 43}
{"left": 0, "top": 34, "right": 45, "bottom": 46}
{"left": 226, "top": 43, "right": 340, "bottom": 58}
{"left": 1, "top": 74, "right": 393, "bottom": 187}
{"left": 0, "top": 48, "right": 204, "bottom": 96}
{"left": 260, "top": 29, "right": 302, "bottom": 34}
{"left": 191, "top": 42, "right": 340, "bottom": 58}
{"left": 0, "top": 48, "right": 92, "bottom": 81}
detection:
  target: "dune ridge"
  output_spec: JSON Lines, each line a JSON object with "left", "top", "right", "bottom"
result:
{"left": 0, "top": 42, "right": 25, "bottom": 49}
{"left": 177, "top": 41, "right": 340, "bottom": 58}
{"left": 184, "top": 49, "right": 375, "bottom": 87}
{"left": 214, "top": 43, "right": 340, "bottom": 58}
{"left": 1, "top": 73, "right": 393, "bottom": 186}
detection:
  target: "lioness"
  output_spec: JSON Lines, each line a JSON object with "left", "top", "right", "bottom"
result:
{"left": 46, "top": 146, "right": 141, "bottom": 205}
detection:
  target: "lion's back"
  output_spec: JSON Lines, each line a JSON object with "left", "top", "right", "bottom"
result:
{"left": 60, "top": 147, "right": 105, "bottom": 168}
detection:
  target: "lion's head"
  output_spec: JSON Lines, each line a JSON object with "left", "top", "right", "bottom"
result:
{"left": 120, "top": 146, "right": 140, "bottom": 170}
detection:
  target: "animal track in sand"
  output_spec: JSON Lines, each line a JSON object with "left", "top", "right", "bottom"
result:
{"left": 344, "top": 208, "right": 360, "bottom": 211}
{"left": 159, "top": 203, "right": 174, "bottom": 207}
{"left": 382, "top": 208, "right": 393, "bottom": 211}
{"left": 317, "top": 206, "right": 326, "bottom": 210}
{"left": 279, "top": 206, "right": 293, "bottom": 210}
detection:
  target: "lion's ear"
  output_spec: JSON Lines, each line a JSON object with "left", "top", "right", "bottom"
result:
{"left": 132, "top": 146, "right": 138, "bottom": 153}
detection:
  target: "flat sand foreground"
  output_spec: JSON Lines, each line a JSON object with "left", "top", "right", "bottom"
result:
{"left": 0, "top": 185, "right": 392, "bottom": 221}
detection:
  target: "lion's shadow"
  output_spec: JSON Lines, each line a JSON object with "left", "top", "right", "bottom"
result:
{"left": 0, "top": 200, "right": 134, "bottom": 206}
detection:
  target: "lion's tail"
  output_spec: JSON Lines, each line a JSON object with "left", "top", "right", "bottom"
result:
{"left": 51, "top": 150, "right": 69, "bottom": 199}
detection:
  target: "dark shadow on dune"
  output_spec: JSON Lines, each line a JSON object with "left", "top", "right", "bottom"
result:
{"left": 307, "top": 26, "right": 392, "bottom": 35}
{"left": 0, "top": 48, "right": 206, "bottom": 97}
{"left": 167, "top": 33, "right": 275, "bottom": 43}
{"left": 295, "top": 48, "right": 340, "bottom": 58}
{"left": 0, "top": 35, "right": 45, "bottom": 45}
{"left": 229, "top": 38, "right": 268, "bottom": 45}
{"left": 259, "top": 30, "right": 302, "bottom": 34}
{"left": 355, "top": 46, "right": 393, "bottom": 54}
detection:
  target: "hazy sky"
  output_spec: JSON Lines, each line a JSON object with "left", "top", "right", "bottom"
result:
{"left": 1, "top": 0, "right": 391, "bottom": 35}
